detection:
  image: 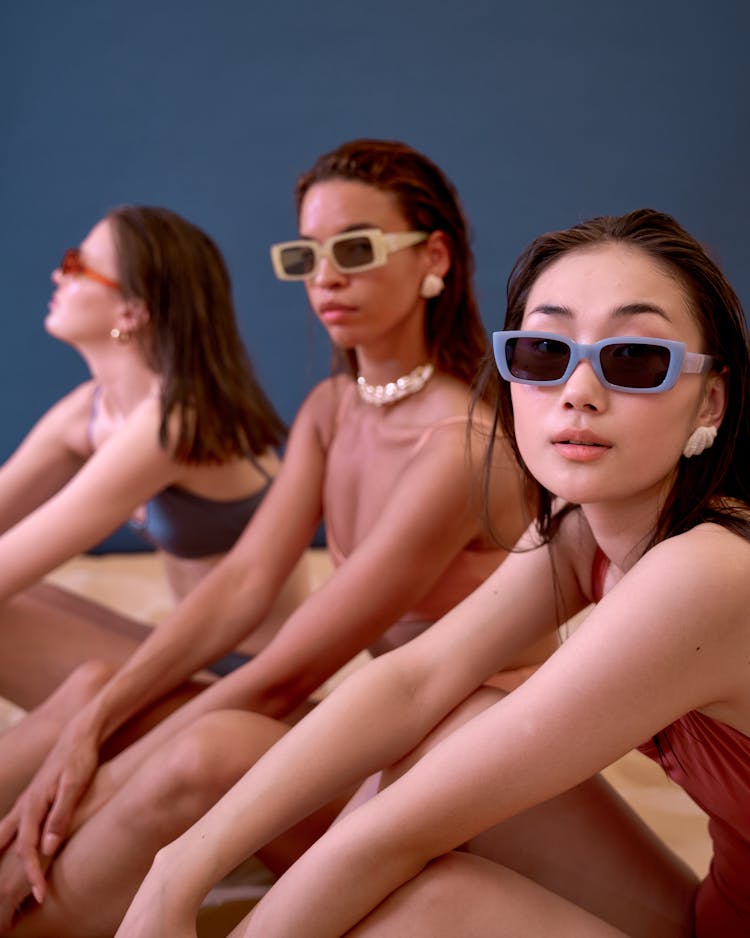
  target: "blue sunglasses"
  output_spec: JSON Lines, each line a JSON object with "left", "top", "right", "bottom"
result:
{"left": 493, "top": 331, "right": 716, "bottom": 394}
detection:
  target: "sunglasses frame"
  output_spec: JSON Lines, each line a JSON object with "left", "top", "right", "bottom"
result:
{"left": 60, "top": 248, "right": 121, "bottom": 290}
{"left": 270, "top": 228, "right": 428, "bottom": 281}
{"left": 493, "top": 330, "right": 716, "bottom": 394}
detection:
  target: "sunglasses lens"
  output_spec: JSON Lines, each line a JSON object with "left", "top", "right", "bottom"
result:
{"left": 61, "top": 248, "right": 79, "bottom": 275}
{"left": 332, "top": 235, "right": 375, "bottom": 271}
{"left": 279, "top": 245, "right": 315, "bottom": 277}
{"left": 600, "top": 343, "right": 671, "bottom": 389}
{"left": 506, "top": 336, "right": 571, "bottom": 382}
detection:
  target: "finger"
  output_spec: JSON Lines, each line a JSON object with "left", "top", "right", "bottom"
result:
{"left": 14, "top": 833, "right": 46, "bottom": 905}
{"left": 41, "top": 775, "right": 85, "bottom": 857}
{"left": 0, "top": 807, "right": 21, "bottom": 852}
{"left": 17, "top": 797, "right": 52, "bottom": 903}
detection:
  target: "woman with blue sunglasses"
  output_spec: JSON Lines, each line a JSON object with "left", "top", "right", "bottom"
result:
{"left": 119, "top": 208, "right": 748, "bottom": 938}
{"left": 0, "top": 141, "right": 539, "bottom": 935}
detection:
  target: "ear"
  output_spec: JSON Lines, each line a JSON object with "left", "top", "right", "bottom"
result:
{"left": 114, "top": 297, "right": 150, "bottom": 335}
{"left": 696, "top": 367, "right": 728, "bottom": 429}
{"left": 423, "top": 230, "right": 451, "bottom": 279}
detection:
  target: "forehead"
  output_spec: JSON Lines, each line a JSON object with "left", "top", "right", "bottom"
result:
{"left": 526, "top": 242, "right": 692, "bottom": 318}
{"left": 298, "top": 179, "right": 405, "bottom": 237}
{"left": 80, "top": 218, "right": 116, "bottom": 261}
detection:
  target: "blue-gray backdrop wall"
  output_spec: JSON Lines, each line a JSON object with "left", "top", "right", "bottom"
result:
{"left": 2, "top": 0, "right": 748, "bottom": 548}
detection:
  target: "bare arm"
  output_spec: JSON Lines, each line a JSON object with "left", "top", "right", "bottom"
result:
{"left": 0, "top": 384, "right": 93, "bottom": 534}
{"left": 115, "top": 534, "right": 571, "bottom": 934}
{"left": 244, "top": 526, "right": 750, "bottom": 937}
{"left": 0, "top": 388, "right": 186, "bottom": 603}
{"left": 89, "top": 408, "right": 530, "bottom": 784}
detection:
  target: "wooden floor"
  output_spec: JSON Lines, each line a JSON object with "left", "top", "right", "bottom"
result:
{"left": 0, "top": 553, "right": 712, "bottom": 936}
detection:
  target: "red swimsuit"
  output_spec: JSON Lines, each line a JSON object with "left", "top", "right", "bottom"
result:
{"left": 592, "top": 547, "right": 750, "bottom": 936}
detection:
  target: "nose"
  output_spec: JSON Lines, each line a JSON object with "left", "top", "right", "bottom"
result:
{"left": 561, "top": 360, "right": 606, "bottom": 412}
{"left": 312, "top": 254, "right": 347, "bottom": 288}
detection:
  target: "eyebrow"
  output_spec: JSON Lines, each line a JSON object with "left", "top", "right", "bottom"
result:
{"left": 529, "top": 302, "right": 671, "bottom": 321}
{"left": 298, "top": 223, "right": 377, "bottom": 241}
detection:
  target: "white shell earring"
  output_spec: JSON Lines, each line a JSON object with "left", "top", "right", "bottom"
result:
{"left": 419, "top": 273, "right": 444, "bottom": 299}
{"left": 682, "top": 425, "right": 717, "bottom": 458}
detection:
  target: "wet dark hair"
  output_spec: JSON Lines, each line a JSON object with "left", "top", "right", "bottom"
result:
{"left": 294, "top": 138, "right": 488, "bottom": 390}
{"left": 108, "top": 205, "right": 286, "bottom": 463}
{"left": 474, "top": 208, "right": 750, "bottom": 548}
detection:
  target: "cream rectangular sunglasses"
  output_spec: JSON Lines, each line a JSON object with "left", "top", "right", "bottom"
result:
{"left": 270, "top": 228, "right": 428, "bottom": 280}
{"left": 493, "top": 331, "right": 716, "bottom": 393}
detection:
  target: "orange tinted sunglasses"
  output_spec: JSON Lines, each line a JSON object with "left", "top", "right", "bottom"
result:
{"left": 60, "top": 247, "right": 121, "bottom": 290}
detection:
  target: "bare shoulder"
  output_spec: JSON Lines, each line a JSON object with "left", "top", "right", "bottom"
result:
{"left": 36, "top": 379, "right": 99, "bottom": 457}
{"left": 589, "top": 521, "right": 750, "bottom": 674}
{"left": 290, "top": 375, "right": 351, "bottom": 451}
{"left": 645, "top": 521, "right": 750, "bottom": 595}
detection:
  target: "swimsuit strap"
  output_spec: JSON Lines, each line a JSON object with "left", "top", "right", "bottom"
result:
{"left": 246, "top": 449, "right": 273, "bottom": 482}
{"left": 411, "top": 415, "right": 469, "bottom": 457}
{"left": 590, "top": 545, "right": 609, "bottom": 602}
{"left": 87, "top": 385, "right": 103, "bottom": 453}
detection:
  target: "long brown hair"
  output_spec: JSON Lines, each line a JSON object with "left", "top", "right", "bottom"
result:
{"left": 474, "top": 208, "right": 750, "bottom": 547}
{"left": 109, "top": 205, "right": 285, "bottom": 463}
{"left": 294, "top": 139, "right": 488, "bottom": 391}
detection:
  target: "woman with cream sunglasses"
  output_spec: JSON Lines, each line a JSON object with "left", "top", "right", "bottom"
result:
{"left": 0, "top": 140, "right": 541, "bottom": 935}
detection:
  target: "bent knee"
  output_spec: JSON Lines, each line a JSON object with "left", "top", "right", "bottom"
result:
{"left": 155, "top": 709, "right": 289, "bottom": 802}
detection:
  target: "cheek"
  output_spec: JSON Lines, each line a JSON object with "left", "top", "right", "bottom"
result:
{"left": 510, "top": 386, "right": 547, "bottom": 467}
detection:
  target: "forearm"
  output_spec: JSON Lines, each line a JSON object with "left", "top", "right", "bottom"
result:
{"left": 247, "top": 801, "right": 428, "bottom": 938}
{"left": 86, "top": 562, "right": 275, "bottom": 743}
{"left": 151, "top": 653, "right": 443, "bottom": 909}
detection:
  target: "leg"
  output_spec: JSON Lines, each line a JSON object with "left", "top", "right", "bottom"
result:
{"left": 0, "top": 661, "right": 115, "bottom": 815}
{"left": 380, "top": 686, "right": 697, "bottom": 937}
{"left": 8, "top": 710, "right": 345, "bottom": 937}
{"left": 345, "top": 852, "right": 630, "bottom": 938}
{"left": 0, "top": 582, "right": 210, "bottom": 760}
{"left": 0, "top": 584, "right": 148, "bottom": 710}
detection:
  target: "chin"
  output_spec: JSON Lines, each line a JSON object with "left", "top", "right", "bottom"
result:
{"left": 43, "top": 314, "right": 61, "bottom": 338}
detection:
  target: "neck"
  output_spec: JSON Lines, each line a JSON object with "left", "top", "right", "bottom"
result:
{"left": 79, "top": 343, "right": 160, "bottom": 418}
{"left": 581, "top": 489, "right": 667, "bottom": 571}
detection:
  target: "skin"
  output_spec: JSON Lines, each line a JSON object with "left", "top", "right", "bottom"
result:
{"left": 0, "top": 216, "right": 295, "bottom": 924}
{"left": 115, "top": 243, "right": 748, "bottom": 938}
{"left": 0, "top": 180, "right": 538, "bottom": 935}
{"left": 0, "top": 219, "right": 281, "bottom": 694}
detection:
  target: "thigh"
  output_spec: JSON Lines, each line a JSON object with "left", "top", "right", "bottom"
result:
{"left": 346, "top": 852, "right": 631, "bottom": 938}
{"left": 465, "top": 773, "right": 697, "bottom": 937}
{"left": 0, "top": 661, "right": 117, "bottom": 812}
{"left": 382, "top": 686, "right": 697, "bottom": 937}
{"left": 0, "top": 585, "right": 145, "bottom": 709}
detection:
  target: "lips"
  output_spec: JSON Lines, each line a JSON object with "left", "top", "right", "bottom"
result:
{"left": 552, "top": 429, "right": 611, "bottom": 448}
{"left": 318, "top": 300, "right": 357, "bottom": 315}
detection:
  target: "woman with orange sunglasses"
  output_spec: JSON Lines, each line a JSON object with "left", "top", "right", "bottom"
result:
{"left": 0, "top": 204, "right": 294, "bottom": 760}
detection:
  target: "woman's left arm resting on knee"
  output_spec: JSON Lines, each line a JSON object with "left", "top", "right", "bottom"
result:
{"left": 242, "top": 526, "right": 750, "bottom": 937}
{"left": 117, "top": 534, "right": 569, "bottom": 930}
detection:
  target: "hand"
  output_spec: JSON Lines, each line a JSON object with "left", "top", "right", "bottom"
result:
{"left": 0, "top": 723, "right": 99, "bottom": 903}
{"left": 0, "top": 830, "right": 48, "bottom": 933}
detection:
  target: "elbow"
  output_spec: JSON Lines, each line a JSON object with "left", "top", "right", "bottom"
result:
{"left": 257, "top": 670, "right": 321, "bottom": 719}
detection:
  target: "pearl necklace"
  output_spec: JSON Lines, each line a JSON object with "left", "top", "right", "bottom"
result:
{"left": 356, "top": 363, "right": 435, "bottom": 407}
